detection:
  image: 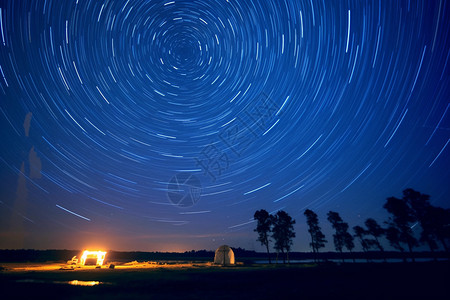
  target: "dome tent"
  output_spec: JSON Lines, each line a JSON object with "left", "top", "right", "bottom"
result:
{"left": 214, "top": 245, "right": 235, "bottom": 265}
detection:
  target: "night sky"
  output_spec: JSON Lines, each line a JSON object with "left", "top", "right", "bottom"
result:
{"left": 0, "top": 0, "right": 449, "bottom": 252}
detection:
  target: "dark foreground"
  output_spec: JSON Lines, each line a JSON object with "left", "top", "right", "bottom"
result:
{"left": 1, "top": 262, "right": 449, "bottom": 299}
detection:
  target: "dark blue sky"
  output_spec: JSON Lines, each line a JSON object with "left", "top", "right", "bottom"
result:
{"left": 0, "top": 0, "right": 449, "bottom": 252}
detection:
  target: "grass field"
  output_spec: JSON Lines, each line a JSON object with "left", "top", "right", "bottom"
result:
{"left": 1, "top": 261, "right": 449, "bottom": 299}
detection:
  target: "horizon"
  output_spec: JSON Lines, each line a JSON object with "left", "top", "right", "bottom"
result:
{"left": 1, "top": 0, "right": 449, "bottom": 253}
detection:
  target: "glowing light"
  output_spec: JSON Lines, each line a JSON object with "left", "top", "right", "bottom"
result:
{"left": 68, "top": 280, "right": 100, "bottom": 286}
{"left": 80, "top": 250, "right": 107, "bottom": 266}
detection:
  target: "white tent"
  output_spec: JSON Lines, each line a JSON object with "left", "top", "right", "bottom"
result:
{"left": 214, "top": 245, "right": 235, "bottom": 265}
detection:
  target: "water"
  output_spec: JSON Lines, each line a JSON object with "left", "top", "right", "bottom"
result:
{"left": 253, "top": 258, "right": 447, "bottom": 264}
{"left": 16, "top": 279, "right": 102, "bottom": 286}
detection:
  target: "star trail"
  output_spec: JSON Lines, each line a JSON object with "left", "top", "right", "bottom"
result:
{"left": 0, "top": 0, "right": 449, "bottom": 252}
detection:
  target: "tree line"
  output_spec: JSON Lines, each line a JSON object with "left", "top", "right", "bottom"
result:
{"left": 254, "top": 188, "right": 450, "bottom": 263}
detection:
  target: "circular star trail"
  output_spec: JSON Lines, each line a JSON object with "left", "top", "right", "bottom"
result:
{"left": 0, "top": 0, "right": 449, "bottom": 251}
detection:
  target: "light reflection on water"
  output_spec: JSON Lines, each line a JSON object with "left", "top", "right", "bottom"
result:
{"left": 68, "top": 280, "right": 100, "bottom": 286}
{"left": 16, "top": 279, "right": 102, "bottom": 286}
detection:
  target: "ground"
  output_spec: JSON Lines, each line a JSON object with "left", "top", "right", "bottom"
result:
{"left": 0, "top": 261, "right": 449, "bottom": 299}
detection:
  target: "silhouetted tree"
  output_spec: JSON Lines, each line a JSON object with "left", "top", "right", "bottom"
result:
{"left": 403, "top": 189, "right": 435, "bottom": 252}
{"left": 417, "top": 207, "right": 439, "bottom": 261}
{"left": 272, "top": 210, "right": 296, "bottom": 263}
{"left": 327, "top": 211, "right": 353, "bottom": 262}
{"left": 353, "top": 225, "right": 371, "bottom": 262}
{"left": 420, "top": 206, "right": 450, "bottom": 253}
{"left": 254, "top": 209, "right": 273, "bottom": 264}
{"left": 353, "top": 226, "right": 368, "bottom": 251}
{"left": 384, "top": 196, "right": 418, "bottom": 262}
{"left": 430, "top": 207, "right": 450, "bottom": 252}
{"left": 365, "top": 218, "right": 386, "bottom": 262}
{"left": 385, "top": 225, "right": 406, "bottom": 262}
{"left": 401, "top": 189, "right": 450, "bottom": 254}
{"left": 343, "top": 231, "right": 355, "bottom": 262}
{"left": 304, "top": 209, "right": 327, "bottom": 262}
{"left": 403, "top": 188, "right": 430, "bottom": 220}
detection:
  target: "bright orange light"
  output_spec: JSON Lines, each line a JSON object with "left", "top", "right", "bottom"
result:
{"left": 79, "top": 250, "right": 107, "bottom": 266}
{"left": 68, "top": 280, "right": 100, "bottom": 286}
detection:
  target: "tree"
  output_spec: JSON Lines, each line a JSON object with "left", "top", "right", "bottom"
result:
{"left": 402, "top": 189, "right": 450, "bottom": 253}
{"left": 384, "top": 196, "right": 418, "bottom": 262}
{"left": 327, "top": 211, "right": 353, "bottom": 262}
{"left": 402, "top": 188, "right": 430, "bottom": 221}
{"left": 272, "top": 210, "right": 296, "bottom": 263}
{"left": 353, "top": 226, "right": 369, "bottom": 252}
{"left": 364, "top": 218, "right": 386, "bottom": 261}
{"left": 402, "top": 189, "right": 436, "bottom": 253}
{"left": 420, "top": 206, "right": 450, "bottom": 253}
{"left": 304, "top": 209, "right": 327, "bottom": 262}
{"left": 254, "top": 209, "right": 273, "bottom": 264}
{"left": 353, "top": 226, "right": 372, "bottom": 262}
{"left": 385, "top": 225, "right": 406, "bottom": 262}
{"left": 343, "top": 231, "right": 355, "bottom": 263}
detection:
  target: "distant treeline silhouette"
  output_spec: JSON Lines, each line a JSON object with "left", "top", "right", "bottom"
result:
{"left": 255, "top": 188, "right": 450, "bottom": 263}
